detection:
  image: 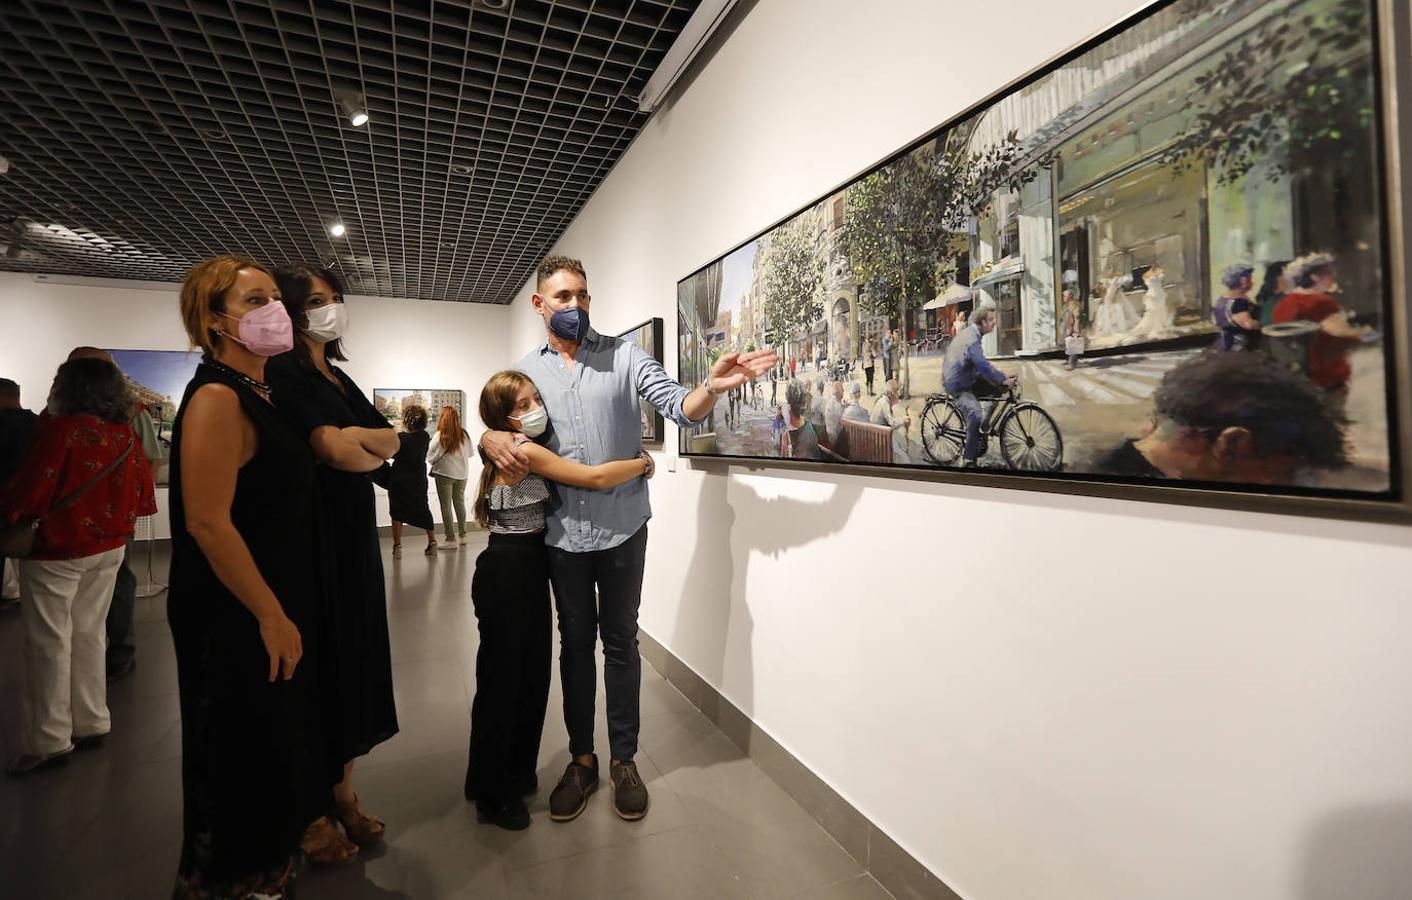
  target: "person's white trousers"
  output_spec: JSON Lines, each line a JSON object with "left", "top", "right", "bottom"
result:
{"left": 19, "top": 547, "right": 125, "bottom": 755}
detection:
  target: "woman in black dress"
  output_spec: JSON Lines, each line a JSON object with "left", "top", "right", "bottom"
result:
{"left": 387, "top": 403, "right": 437, "bottom": 558}
{"left": 168, "top": 256, "right": 343, "bottom": 896}
{"left": 266, "top": 263, "right": 399, "bottom": 863}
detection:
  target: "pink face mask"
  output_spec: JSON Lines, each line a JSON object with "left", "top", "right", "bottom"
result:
{"left": 220, "top": 302, "right": 294, "bottom": 357}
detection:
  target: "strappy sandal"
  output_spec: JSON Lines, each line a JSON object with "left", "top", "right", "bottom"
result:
{"left": 333, "top": 793, "right": 386, "bottom": 844}
{"left": 300, "top": 815, "right": 357, "bottom": 866}
{"left": 391, "top": 543, "right": 402, "bottom": 559}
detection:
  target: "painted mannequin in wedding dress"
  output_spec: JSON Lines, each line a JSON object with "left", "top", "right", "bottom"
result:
{"left": 1091, "top": 274, "right": 1137, "bottom": 337}
{"left": 1126, "top": 265, "right": 1175, "bottom": 340}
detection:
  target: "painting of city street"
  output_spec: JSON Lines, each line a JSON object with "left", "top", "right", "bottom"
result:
{"left": 105, "top": 348, "right": 202, "bottom": 486}
{"left": 617, "top": 318, "right": 666, "bottom": 442}
{"left": 679, "top": 0, "right": 1401, "bottom": 507}
{"left": 373, "top": 388, "right": 465, "bottom": 433}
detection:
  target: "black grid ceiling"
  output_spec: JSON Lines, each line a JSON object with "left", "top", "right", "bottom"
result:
{"left": 0, "top": 0, "right": 699, "bottom": 303}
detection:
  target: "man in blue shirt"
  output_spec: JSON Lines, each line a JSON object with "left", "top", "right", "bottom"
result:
{"left": 481, "top": 256, "right": 776, "bottom": 824}
{"left": 942, "top": 302, "right": 1014, "bottom": 467}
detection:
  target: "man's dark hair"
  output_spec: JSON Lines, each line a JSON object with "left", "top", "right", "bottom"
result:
{"left": 537, "top": 255, "right": 586, "bottom": 291}
{"left": 49, "top": 358, "right": 131, "bottom": 423}
{"left": 785, "top": 379, "right": 810, "bottom": 418}
{"left": 1153, "top": 352, "right": 1345, "bottom": 469}
{"left": 272, "top": 263, "right": 349, "bottom": 368}
{"left": 0, "top": 378, "right": 18, "bottom": 401}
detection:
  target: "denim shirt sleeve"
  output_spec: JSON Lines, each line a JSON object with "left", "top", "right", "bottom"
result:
{"left": 967, "top": 339, "right": 1006, "bottom": 385}
{"left": 630, "top": 342, "right": 694, "bottom": 426}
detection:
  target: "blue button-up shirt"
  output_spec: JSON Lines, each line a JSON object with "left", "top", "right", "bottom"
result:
{"left": 516, "top": 327, "right": 695, "bottom": 553}
{"left": 942, "top": 324, "right": 1007, "bottom": 394}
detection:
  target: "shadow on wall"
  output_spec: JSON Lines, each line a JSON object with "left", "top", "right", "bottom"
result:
{"left": 1300, "top": 800, "right": 1412, "bottom": 899}
{"left": 668, "top": 468, "right": 862, "bottom": 766}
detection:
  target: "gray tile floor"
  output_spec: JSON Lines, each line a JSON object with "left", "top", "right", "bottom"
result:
{"left": 1, "top": 535, "right": 889, "bottom": 899}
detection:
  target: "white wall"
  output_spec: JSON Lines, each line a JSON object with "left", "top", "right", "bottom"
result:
{"left": 507, "top": 2, "right": 1412, "bottom": 899}
{"left": 0, "top": 272, "right": 509, "bottom": 538}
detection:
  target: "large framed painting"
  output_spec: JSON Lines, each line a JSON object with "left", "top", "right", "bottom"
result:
{"left": 374, "top": 388, "right": 465, "bottom": 433}
{"left": 678, "top": 0, "right": 1412, "bottom": 521}
{"left": 618, "top": 317, "right": 666, "bottom": 443}
{"left": 105, "top": 348, "right": 202, "bottom": 487}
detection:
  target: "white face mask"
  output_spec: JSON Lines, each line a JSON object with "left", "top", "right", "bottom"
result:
{"left": 511, "top": 405, "right": 548, "bottom": 439}
{"left": 303, "top": 303, "right": 347, "bottom": 343}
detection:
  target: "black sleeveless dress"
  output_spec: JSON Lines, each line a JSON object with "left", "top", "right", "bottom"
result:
{"left": 266, "top": 353, "right": 399, "bottom": 761}
{"left": 167, "top": 363, "right": 338, "bottom": 890}
{"left": 387, "top": 430, "right": 434, "bottom": 530}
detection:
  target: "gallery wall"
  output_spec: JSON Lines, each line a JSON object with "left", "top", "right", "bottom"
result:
{"left": 0, "top": 271, "right": 508, "bottom": 538}
{"left": 507, "top": 1, "right": 1412, "bottom": 898}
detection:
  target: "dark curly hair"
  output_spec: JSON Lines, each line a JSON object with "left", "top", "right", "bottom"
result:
{"left": 1153, "top": 351, "right": 1346, "bottom": 469}
{"left": 48, "top": 358, "right": 131, "bottom": 423}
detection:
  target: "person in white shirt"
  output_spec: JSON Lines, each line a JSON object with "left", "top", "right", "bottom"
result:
{"left": 869, "top": 379, "right": 912, "bottom": 463}
{"left": 427, "top": 405, "right": 473, "bottom": 547}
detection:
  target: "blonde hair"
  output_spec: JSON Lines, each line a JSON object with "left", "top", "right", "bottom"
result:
{"left": 179, "top": 256, "right": 270, "bottom": 359}
{"left": 473, "top": 370, "right": 536, "bottom": 528}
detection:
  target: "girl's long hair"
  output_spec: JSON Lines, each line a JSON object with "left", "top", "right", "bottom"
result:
{"left": 473, "top": 370, "right": 534, "bottom": 528}
{"left": 437, "top": 405, "right": 467, "bottom": 454}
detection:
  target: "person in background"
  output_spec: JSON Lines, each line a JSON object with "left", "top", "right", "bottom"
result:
{"left": 1093, "top": 352, "right": 1345, "bottom": 484}
{"left": 166, "top": 256, "right": 341, "bottom": 894}
{"left": 1255, "top": 260, "right": 1290, "bottom": 327}
{"left": 841, "top": 382, "right": 870, "bottom": 423}
{"left": 824, "top": 381, "right": 845, "bottom": 446}
{"left": 781, "top": 380, "right": 821, "bottom": 460}
{"left": 1213, "top": 263, "right": 1262, "bottom": 352}
{"left": 808, "top": 379, "right": 829, "bottom": 449}
{"left": 268, "top": 263, "right": 399, "bottom": 864}
{"left": 428, "top": 405, "right": 472, "bottom": 548}
{"left": 870, "top": 379, "right": 912, "bottom": 463}
{"left": 2, "top": 357, "right": 156, "bottom": 774}
{"left": 1272, "top": 253, "right": 1372, "bottom": 399}
{"left": 386, "top": 403, "right": 437, "bottom": 559}
{"left": 943, "top": 302, "right": 1015, "bottom": 468}
{"left": 1062, "top": 291, "right": 1085, "bottom": 370}
{"left": 62, "top": 347, "right": 163, "bottom": 684}
{"left": 882, "top": 328, "right": 895, "bottom": 382}
{"left": 864, "top": 339, "right": 877, "bottom": 395}
{"left": 0, "top": 378, "right": 38, "bottom": 610}
{"left": 464, "top": 370, "right": 654, "bottom": 831}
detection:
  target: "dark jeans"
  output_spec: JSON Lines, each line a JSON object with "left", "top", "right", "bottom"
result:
{"left": 465, "top": 532, "right": 552, "bottom": 803}
{"left": 546, "top": 525, "right": 648, "bottom": 763}
{"left": 106, "top": 538, "right": 137, "bottom": 668}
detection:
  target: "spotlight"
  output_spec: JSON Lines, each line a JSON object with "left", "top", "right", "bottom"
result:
{"left": 336, "top": 90, "right": 369, "bottom": 127}
{"left": 330, "top": 222, "right": 346, "bottom": 237}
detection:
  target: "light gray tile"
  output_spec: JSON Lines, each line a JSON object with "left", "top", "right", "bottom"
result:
{"left": 504, "top": 825, "right": 752, "bottom": 900}
{"left": 794, "top": 874, "right": 896, "bottom": 900}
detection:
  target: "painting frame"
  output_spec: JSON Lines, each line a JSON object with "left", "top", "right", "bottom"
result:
{"left": 618, "top": 317, "right": 666, "bottom": 444}
{"left": 676, "top": 0, "right": 1412, "bottom": 524}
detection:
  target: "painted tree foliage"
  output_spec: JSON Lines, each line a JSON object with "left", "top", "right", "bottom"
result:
{"left": 1160, "top": 0, "right": 1373, "bottom": 183}
{"left": 844, "top": 144, "right": 946, "bottom": 322}
{"left": 760, "top": 217, "right": 824, "bottom": 347}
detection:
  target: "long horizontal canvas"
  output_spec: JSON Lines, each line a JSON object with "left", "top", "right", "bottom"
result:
{"left": 105, "top": 348, "right": 202, "bottom": 487}
{"left": 374, "top": 388, "right": 465, "bottom": 433}
{"left": 678, "top": 0, "right": 1406, "bottom": 516}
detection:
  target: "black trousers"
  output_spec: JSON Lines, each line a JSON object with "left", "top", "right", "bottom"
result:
{"left": 546, "top": 525, "right": 648, "bottom": 763}
{"left": 464, "top": 532, "right": 552, "bottom": 803}
{"left": 106, "top": 538, "right": 137, "bottom": 668}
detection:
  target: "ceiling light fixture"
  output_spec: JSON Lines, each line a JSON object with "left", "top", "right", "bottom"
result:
{"left": 636, "top": 0, "right": 740, "bottom": 113}
{"left": 450, "top": 164, "right": 473, "bottom": 176}
{"left": 336, "top": 89, "right": 370, "bottom": 127}
{"left": 329, "top": 222, "right": 346, "bottom": 237}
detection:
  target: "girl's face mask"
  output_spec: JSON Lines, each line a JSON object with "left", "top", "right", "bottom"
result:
{"left": 219, "top": 302, "right": 294, "bottom": 357}
{"left": 510, "top": 405, "right": 548, "bottom": 439}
